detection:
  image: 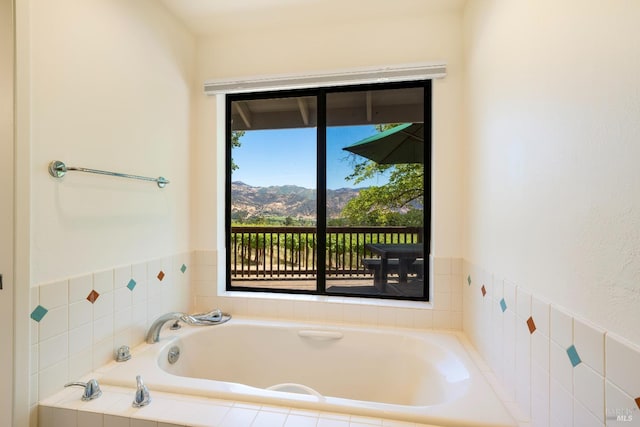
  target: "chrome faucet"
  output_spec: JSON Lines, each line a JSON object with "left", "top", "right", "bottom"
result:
{"left": 132, "top": 375, "right": 151, "bottom": 408}
{"left": 145, "top": 312, "right": 186, "bottom": 344}
{"left": 64, "top": 379, "right": 102, "bottom": 401}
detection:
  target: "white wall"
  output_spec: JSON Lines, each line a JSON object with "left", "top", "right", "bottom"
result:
{"left": 463, "top": 0, "right": 640, "bottom": 344}
{"left": 192, "top": 5, "right": 465, "bottom": 260}
{"left": 29, "top": 0, "right": 195, "bottom": 285}
{"left": 1, "top": 0, "right": 14, "bottom": 422}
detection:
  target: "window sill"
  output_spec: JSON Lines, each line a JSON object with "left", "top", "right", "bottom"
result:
{"left": 218, "top": 289, "right": 433, "bottom": 310}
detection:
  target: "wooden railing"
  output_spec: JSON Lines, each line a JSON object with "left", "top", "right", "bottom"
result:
{"left": 231, "top": 226, "right": 423, "bottom": 280}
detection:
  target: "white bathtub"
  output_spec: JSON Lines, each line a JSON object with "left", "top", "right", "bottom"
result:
{"left": 98, "top": 318, "right": 516, "bottom": 427}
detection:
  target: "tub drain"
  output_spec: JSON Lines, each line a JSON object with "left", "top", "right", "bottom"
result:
{"left": 167, "top": 346, "right": 180, "bottom": 364}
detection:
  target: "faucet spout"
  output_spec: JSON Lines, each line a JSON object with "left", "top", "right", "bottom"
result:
{"left": 145, "top": 312, "right": 185, "bottom": 344}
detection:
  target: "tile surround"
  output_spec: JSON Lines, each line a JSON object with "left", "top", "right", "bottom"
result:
{"left": 33, "top": 253, "right": 464, "bottom": 426}
{"left": 463, "top": 260, "right": 640, "bottom": 427}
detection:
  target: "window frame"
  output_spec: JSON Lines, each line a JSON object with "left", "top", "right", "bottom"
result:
{"left": 225, "top": 80, "right": 432, "bottom": 301}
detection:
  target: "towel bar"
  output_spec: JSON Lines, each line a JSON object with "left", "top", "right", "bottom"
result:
{"left": 48, "top": 160, "right": 169, "bottom": 188}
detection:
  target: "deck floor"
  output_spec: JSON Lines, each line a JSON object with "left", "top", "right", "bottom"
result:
{"left": 231, "top": 276, "right": 425, "bottom": 298}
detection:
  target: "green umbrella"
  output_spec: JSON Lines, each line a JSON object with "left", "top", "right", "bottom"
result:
{"left": 342, "top": 123, "right": 424, "bottom": 164}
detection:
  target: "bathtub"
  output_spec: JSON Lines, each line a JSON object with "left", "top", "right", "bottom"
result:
{"left": 97, "top": 318, "right": 516, "bottom": 427}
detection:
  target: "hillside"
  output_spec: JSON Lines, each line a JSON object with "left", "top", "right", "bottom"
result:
{"left": 231, "top": 181, "right": 360, "bottom": 222}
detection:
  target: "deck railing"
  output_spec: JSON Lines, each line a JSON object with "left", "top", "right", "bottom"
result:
{"left": 231, "top": 226, "right": 423, "bottom": 280}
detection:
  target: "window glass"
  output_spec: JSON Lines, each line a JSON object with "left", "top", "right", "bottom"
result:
{"left": 226, "top": 83, "right": 429, "bottom": 300}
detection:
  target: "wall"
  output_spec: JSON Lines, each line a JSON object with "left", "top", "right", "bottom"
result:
{"left": 1, "top": 0, "right": 15, "bottom": 422}
{"left": 462, "top": 1, "right": 640, "bottom": 426}
{"left": 192, "top": 4, "right": 465, "bottom": 260}
{"left": 189, "top": 4, "right": 466, "bottom": 323}
{"left": 462, "top": 0, "right": 640, "bottom": 348}
{"left": 29, "top": 0, "right": 195, "bottom": 285}
{"left": 22, "top": 0, "right": 197, "bottom": 424}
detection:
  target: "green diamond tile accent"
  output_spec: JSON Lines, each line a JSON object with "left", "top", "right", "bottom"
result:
{"left": 127, "top": 279, "right": 137, "bottom": 291}
{"left": 30, "top": 305, "right": 48, "bottom": 322}
{"left": 566, "top": 345, "right": 582, "bottom": 367}
{"left": 467, "top": 275, "right": 471, "bottom": 286}
{"left": 500, "top": 298, "right": 507, "bottom": 312}
{"left": 180, "top": 264, "right": 187, "bottom": 274}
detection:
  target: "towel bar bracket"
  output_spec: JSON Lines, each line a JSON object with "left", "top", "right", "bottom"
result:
{"left": 48, "top": 160, "right": 169, "bottom": 188}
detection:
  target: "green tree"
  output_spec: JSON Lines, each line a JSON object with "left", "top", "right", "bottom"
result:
{"left": 341, "top": 124, "right": 423, "bottom": 226}
{"left": 231, "top": 130, "right": 245, "bottom": 171}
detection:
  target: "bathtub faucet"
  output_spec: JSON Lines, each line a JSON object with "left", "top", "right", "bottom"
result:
{"left": 145, "top": 312, "right": 187, "bottom": 344}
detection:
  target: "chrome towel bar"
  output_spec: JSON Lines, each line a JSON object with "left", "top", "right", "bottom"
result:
{"left": 48, "top": 160, "right": 170, "bottom": 188}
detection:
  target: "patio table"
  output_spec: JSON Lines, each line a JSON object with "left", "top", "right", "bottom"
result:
{"left": 364, "top": 243, "right": 424, "bottom": 289}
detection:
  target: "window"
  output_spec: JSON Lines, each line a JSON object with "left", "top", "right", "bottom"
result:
{"left": 226, "top": 81, "right": 431, "bottom": 301}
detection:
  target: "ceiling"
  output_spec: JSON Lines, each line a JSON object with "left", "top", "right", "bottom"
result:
{"left": 160, "top": 0, "right": 466, "bottom": 36}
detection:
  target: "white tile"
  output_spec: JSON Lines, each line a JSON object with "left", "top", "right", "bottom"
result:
{"left": 39, "top": 405, "right": 54, "bottom": 427}
{"left": 69, "top": 300, "right": 93, "bottom": 330}
{"left": 131, "top": 280, "right": 148, "bottom": 305}
{"left": 549, "top": 341, "right": 573, "bottom": 393}
{"left": 532, "top": 327, "right": 550, "bottom": 371}
{"left": 573, "top": 399, "right": 603, "bottom": 427}
{"left": 317, "top": 418, "right": 349, "bottom": 427}
{"left": 69, "top": 323, "right": 93, "bottom": 355}
{"left": 502, "top": 310, "right": 517, "bottom": 400}
{"left": 93, "top": 314, "right": 114, "bottom": 344}
{"left": 515, "top": 320, "right": 532, "bottom": 418}
{"left": 605, "top": 333, "right": 640, "bottom": 399}
{"left": 573, "top": 318, "right": 604, "bottom": 375}
{"left": 132, "top": 262, "right": 148, "bottom": 284}
{"left": 433, "top": 257, "right": 451, "bottom": 275}
{"left": 115, "top": 287, "right": 133, "bottom": 311}
{"left": 549, "top": 306, "right": 572, "bottom": 347}
{"left": 605, "top": 380, "right": 639, "bottom": 425}
{"left": 53, "top": 408, "right": 77, "bottom": 427}
{"left": 550, "top": 377, "right": 572, "bottom": 427}
{"left": 516, "top": 287, "right": 532, "bottom": 320}
{"left": 433, "top": 310, "right": 452, "bottom": 329}
{"left": 39, "top": 305, "right": 68, "bottom": 341}
{"left": 434, "top": 274, "right": 451, "bottom": 293}
{"left": 412, "top": 309, "right": 433, "bottom": 330}
{"left": 503, "top": 280, "right": 516, "bottom": 312}
{"left": 69, "top": 275, "right": 93, "bottom": 304}
{"left": 68, "top": 348, "right": 93, "bottom": 382}
{"left": 433, "top": 292, "right": 451, "bottom": 311}
{"left": 39, "top": 359, "right": 69, "bottom": 400}
{"left": 114, "top": 306, "right": 133, "bottom": 334}
{"left": 251, "top": 410, "right": 287, "bottom": 427}
{"left": 531, "top": 362, "right": 550, "bottom": 427}
{"left": 220, "top": 407, "right": 258, "bottom": 427}
{"left": 284, "top": 414, "right": 318, "bottom": 427}
{"left": 104, "top": 415, "right": 130, "bottom": 427}
{"left": 573, "top": 364, "right": 604, "bottom": 423}
{"left": 78, "top": 411, "right": 104, "bottom": 427}
{"left": 93, "top": 337, "right": 115, "bottom": 370}
{"left": 531, "top": 297, "right": 550, "bottom": 337}
{"left": 40, "top": 280, "right": 69, "bottom": 309}
{"left": 131, "top": 419, "right": 157, "bottom": 427}
{"left": 93, "top": 291, "right": 115, "bottom": 320}
{"left": 94, "top": 269, "right": 114, "bottom": 294}
{"left": 114, "top": 265, "right": 132, "bottom": 289}
{"left": 39, "top": 333, "right": 68, "bottom": 371}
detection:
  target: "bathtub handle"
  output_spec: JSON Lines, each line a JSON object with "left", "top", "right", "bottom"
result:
{"left": 297, "top": 330, "right": 343, "bottom": 340}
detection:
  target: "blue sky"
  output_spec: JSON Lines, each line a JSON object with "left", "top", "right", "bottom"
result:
{"left": 232, "top": 125, "right": 391, "bottom": 189}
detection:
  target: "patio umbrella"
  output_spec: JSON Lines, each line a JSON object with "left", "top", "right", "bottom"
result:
{"left": 342, "top": 123, "right": 424, "bottom": 164}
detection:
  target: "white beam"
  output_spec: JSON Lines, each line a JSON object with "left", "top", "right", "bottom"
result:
{"left": 234, "top": 102, "right": 252, "bottom": 129}
{"left": 297, "top": 98, "right": 309, "bottom": 126}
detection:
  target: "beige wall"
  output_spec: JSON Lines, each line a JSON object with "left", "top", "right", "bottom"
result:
{"left": 0, "top": 0, "right": 14, "bottom": 422}
{"left": 192, "top": 6, "right": 465, "bottom": 260}
{"left": 29, "top": 0, "right": 195, "bottom": 284}
{"left": 462, "top": 0, "right": 640, "bottom": 344}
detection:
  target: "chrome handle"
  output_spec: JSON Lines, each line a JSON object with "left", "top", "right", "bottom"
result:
{"left": 115, "top": 345, "right": 131, "bottom": 362}
{"left": 64, "top": 379, "right": 102, "bottom": 401}
{"left": 132, "top": 375, "right": 151, "bottom": 408}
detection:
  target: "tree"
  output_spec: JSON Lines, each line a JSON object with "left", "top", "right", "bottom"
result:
{"left": 341, "top": 124, "right": 423, "bottom": 226}
{"left": 231, "top": 130, "right": 245, "bottom": 171}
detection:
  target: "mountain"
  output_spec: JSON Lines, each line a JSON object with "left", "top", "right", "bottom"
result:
{"left": 231, "top": 181, "right": 360, "bottom": 221}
